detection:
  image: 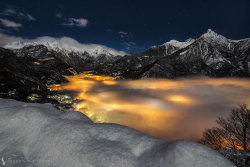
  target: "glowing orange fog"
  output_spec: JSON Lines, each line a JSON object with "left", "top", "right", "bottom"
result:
{"left": 49, "top": 73, "right": 250, "bottom": 140}
{"left": 166, "top": 95, "right": 194, "bottom": 105}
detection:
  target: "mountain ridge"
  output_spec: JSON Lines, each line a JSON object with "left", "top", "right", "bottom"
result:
{"left": 1, "top": 35, "right": 126, "bottom": 57}
{"left": 0, "top": 29, "right": 250, "bottom": 100}
{"left": 100, "top": 29, "right": 249, "bottom": 78}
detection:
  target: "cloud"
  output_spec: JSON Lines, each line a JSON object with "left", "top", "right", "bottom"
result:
{"left": 0, "top": 18, "right": 22, "bottom": 29}
{"left": 56, "top": 13, "right": 63, "bottom": 19}
{"left": 53, "top": 75, "right": 250, "bottom": 141}
{"left": 62, "top": 18, "right": 88, "bottom": 27}
{"left": 0, "top": 8, "right": 36, "bottom": 21}
{"left": 1, "top": 8, "right": 16, "bottom": 15}
{"left": 119, "top": 31, "right": 132, "bottom": 38}
{"left": 123, "top": 41, "right": 136, "bottom": 50}
{"left": 0, "top": 28, "right": 10, "bottom": 33}
{"left": 25, "top": 14, "right": 36, "bottom": 21}
{"left": 0, "top": 32, "right": 126, "bottom": 56}
{"left": 0, "top": 33, "right": 24, "bottom": 45}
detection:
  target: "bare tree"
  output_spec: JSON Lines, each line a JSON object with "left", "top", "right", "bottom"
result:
{"left": 200, "top": 103, "right": 250, "bottom": 151}
{"left": 217, "top": 104, "right": 250, "bottom": 151}
{"left": 221, "top": 129, "right": 238, "bottom": 149}
{"left": 199, "top": 127, "right": 225, "bottom": 150}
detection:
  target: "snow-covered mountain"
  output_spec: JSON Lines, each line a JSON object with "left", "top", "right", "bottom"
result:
{"left": 163, "top": 38, "right": 195, "bottom": 51}
{"left": 0, "top": 29, "right": 250, "bottom": 100}
{"left": 201, "top": 29, "right": 231, "bottom": 46}
{"left": 2, "top": 35, "right": 126, "bottom": 57}
{"left": 107, "top": 29, "right": 250, "bottom": 78}
{"left": 0, "top": 41, "right": 123, "bottom": 101}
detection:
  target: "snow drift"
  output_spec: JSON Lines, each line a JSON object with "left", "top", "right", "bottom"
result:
{"left": 0, "top": 98, "right": 235, "bottom": 167}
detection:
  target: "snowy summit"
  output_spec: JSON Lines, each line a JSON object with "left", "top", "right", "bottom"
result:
{"left": 0, "top": 34, "right": 126, "bottom": 57}
{"left": 163, "top": 38, "right": 195, "bottom": 49}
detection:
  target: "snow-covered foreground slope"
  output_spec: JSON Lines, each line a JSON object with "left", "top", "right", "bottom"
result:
{"left": 0, "top": 98, "right": 235, "bottom": 167}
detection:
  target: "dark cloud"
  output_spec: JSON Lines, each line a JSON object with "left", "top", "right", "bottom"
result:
{"left": 0, "top": 18, "right": 22, "bottom": 29}
{"left": 62, "top": 17, "right": 88, "bottom": 27}
{"left": 118, "top": 31, "right": 132, "bottom": 38}
{"left": 122, "top": 41, "right": 136, "bottom": 50}
{"left": 55, "top": 13, "right": 63, "bottom": 19}
{"left": 0, "top": 8, "right": 36, "bottom": 21}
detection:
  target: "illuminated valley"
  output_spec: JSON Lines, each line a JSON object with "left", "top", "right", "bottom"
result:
{"left": 0, "top": 0, "right": 249, "bottom": 166}
{"left": 49, "top": 73, "right": 250, "bottom": 140}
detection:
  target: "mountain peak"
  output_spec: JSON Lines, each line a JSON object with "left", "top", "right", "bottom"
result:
{"left": 163, "top": 38, "right": 194, "bottom": 49}
{"left": 207, "top": 29, "right": 216, "bottom": 34}
{"left": 202, "top": 29, "right": 220, "bottom": 38}
{"left": 200, "top": 29, "right": 229, "bottom": 46}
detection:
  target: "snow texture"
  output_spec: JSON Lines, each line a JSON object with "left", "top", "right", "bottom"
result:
{"left": 219, "top": 148, "right": 250, "bottom": 167}
{"left": 163, "top": 38, "right": 195, "bottom": 49}
{"left": 0, "top": 98, "right": 235, "bottom": 167}
{"left": 200, "top": 29, "right": 231, "bottom": 47}
{"left": 0, "top": 33, "right": 126, "bottom": 57}
{"left": 162, "top": 29, "right": 249, "bottom": 53}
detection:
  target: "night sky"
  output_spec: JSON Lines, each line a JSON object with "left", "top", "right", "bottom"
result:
{"left": 0, "top": 0, "right": 250, "bottom": 53}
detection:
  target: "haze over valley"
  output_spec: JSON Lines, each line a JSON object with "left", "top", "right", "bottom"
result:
{"left": 0, "top": 0, "right": 250, "bottom": 166}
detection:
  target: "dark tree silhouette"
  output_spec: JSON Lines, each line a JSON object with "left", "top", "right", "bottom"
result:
{"left": 217, "top": 104, "right": 250, "bottom": 151}
{"left": 200, "top": 103, "right": 250, "bottom": 151}
{"left": 199, "top": 127, "right": 225, "bottom": 150}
